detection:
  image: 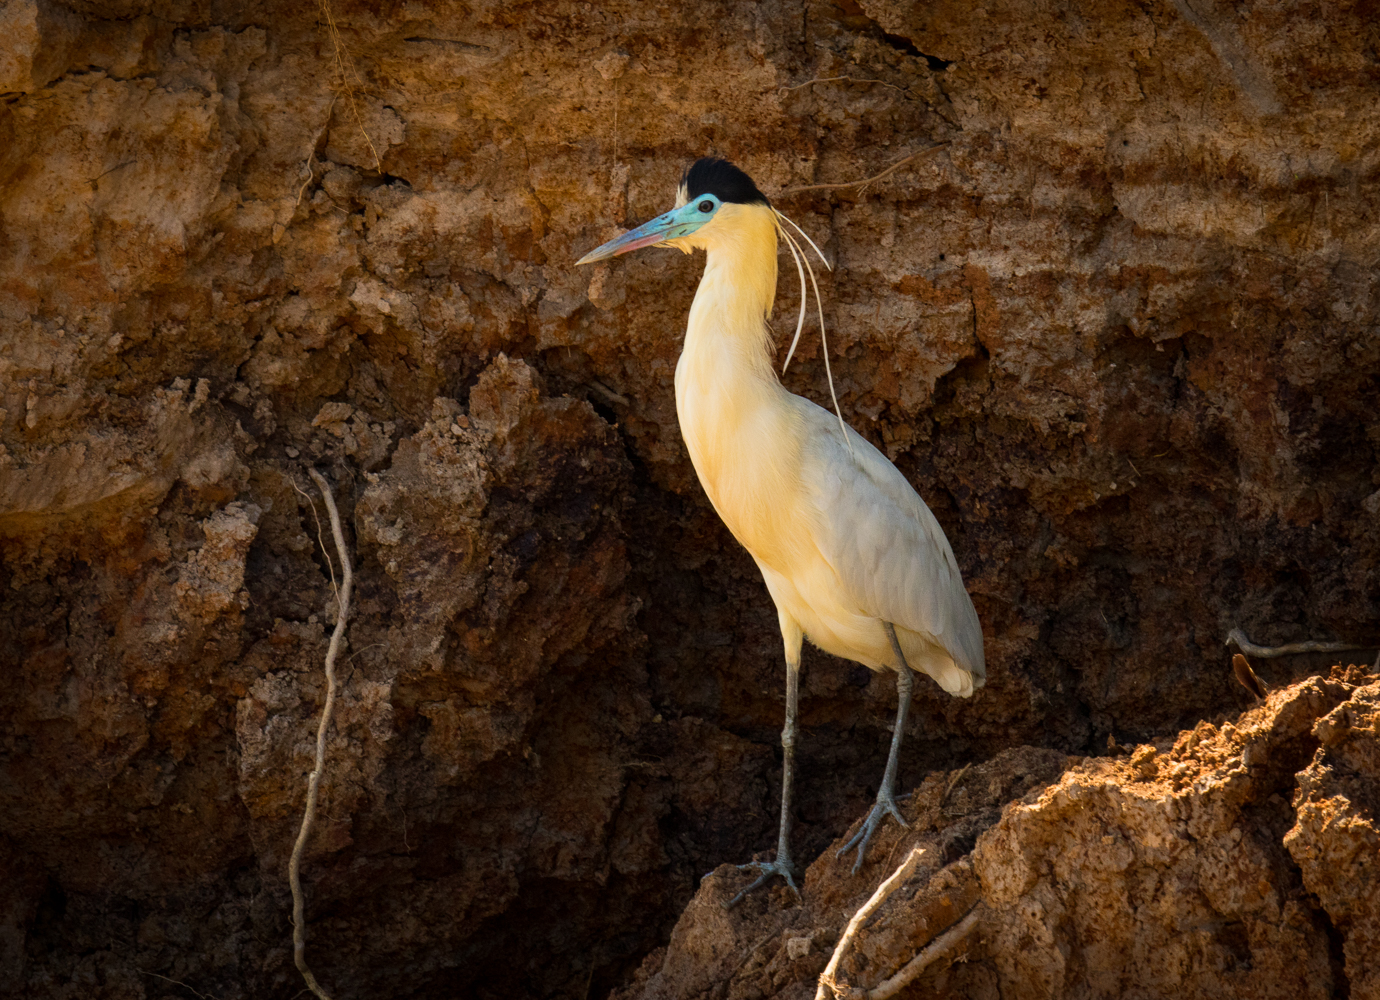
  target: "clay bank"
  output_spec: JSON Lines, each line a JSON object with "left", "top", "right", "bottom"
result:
{"left": 0, "top": 1, "right": 1377, "bottom": 998}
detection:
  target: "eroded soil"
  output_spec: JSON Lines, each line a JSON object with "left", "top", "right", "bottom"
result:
{"left": 1, "top": 0, "right": 1377, "bottom": 997}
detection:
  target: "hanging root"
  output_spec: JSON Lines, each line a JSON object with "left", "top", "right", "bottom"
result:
{"left": 316, "top": 0, "right": 381, "bottom": 172}
{"left": 288, "top": 468, "right": 355, "bottom": 1000}
{"left": 815, "top": 848, "right": 925, "bottom": 1000}
{"left": 296, "top": 93, "right": 340, "bottom": 210}
{"left": 774, "top": 209, "right": 852, "bottom": 455}
{"left": 782, "top": 143, "right": 950, "bottom": 196}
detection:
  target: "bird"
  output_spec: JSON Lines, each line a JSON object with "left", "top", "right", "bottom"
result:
{"left": 1231, "top": 653, "right": 1268, "bottom": 701}
{"left": 577, "top": 157, "right": 985, "bottom": 905}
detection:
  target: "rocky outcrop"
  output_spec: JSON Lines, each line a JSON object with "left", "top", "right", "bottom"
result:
{"left": 624, "top": 666, "right": 1378, "bottom": 1000}
{"left": 1287, "top": 675, "right": 1380, "bottom": 998}
{"left": 1, "top": 0, "right": 1377, "bottom": 997}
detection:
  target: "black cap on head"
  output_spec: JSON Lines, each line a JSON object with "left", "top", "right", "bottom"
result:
{"left": 682, "top": 158, "right": 770, "bottom": 207}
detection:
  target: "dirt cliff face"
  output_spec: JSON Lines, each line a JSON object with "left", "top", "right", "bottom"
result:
{"left": 623, "top": 665, "right": 1380, "bottom": 1000}
{"left": 0, "top": 0, "right": 1376, "bottom": 998}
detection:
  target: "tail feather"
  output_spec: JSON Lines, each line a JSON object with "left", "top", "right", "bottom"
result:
{"left": 915, "top": 648, "right": 982, "bottom": 698}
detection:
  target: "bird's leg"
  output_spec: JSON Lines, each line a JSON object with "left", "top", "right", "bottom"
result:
{"left": 838, "top": 622, "right": 914, "bottom": 874}
{"left": 725, "top": 655, "right": 802, "bottom": 908}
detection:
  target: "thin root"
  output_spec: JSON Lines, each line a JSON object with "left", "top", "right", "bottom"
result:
{"left": 288, "top": 468, "right": 355, "bottom": 1000}
{"left": 782, "top": 144, "right": 950, "bottom": 196}
{"left": 782, "top": 75, "right": 906, "bottom": 95}
{"left": 868, "top": 905, "right": 984, "bottom": 1000}
{"left": 295, "top": 93, "right": 339, "bottom": 210}
{"left": 291, "top": 479, "right": 338, "bottom": 603}
{"left": 815, "top": 847, "right": 924, "bottom": 1000}
{"left": 139, "top": 970, "right": 221, "bottom": 1000}
{"left": 941, "top": 763, "right": 971, "bottom": 805}
{"left": 316, "top": 0, "right": 381, "bottom": 171}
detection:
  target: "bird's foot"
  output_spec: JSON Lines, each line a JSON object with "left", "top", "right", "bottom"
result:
{"left": 707, "top": 856, "right": 802, "bottom": 909}
{"left": 837, "top": 790, "right": 909, "bottom": 874}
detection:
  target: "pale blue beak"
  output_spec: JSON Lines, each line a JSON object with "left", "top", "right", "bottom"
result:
{"left": 575, "top": 203, "right": 708, "bottom": 265}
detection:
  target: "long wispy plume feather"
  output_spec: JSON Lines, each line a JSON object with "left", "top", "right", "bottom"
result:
{"left": 777, "top": 211, "right": 832, "bottom": 275}
{"left": 775, "top": 210, "right": 851, "bottom": 451}
{"left": 779, "top": 225, "right": 809, "bottom": 372}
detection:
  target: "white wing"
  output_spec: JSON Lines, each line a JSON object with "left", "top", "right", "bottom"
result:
{"left": 794, "top": 397, "right": 986, "bottom": 682}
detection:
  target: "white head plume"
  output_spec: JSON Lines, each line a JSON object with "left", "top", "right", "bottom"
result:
{"left": 773, "top": 209, "right": 849, "bottom": 450}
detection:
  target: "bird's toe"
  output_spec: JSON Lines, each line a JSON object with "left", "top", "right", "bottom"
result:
{"left": 838, "top": 793, "right": 909, "bottom": 873}
{"left": 883, "top": 797, "right": 910, "bottom": 829}
{"left": 722, "top": 857, "right": 800, "bottom": 909}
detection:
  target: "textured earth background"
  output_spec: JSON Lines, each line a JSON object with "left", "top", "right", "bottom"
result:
{"left": 1, "top": 0, "right": 1377, "bottom": 998}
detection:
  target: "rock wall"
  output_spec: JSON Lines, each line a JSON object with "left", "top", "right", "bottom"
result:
{"left": 0, "top": 0, "right": 1376, "bottom": 998}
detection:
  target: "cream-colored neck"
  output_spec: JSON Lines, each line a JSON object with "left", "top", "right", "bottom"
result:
{"left": 681, "top": 202, "right": 781, "bottom": 388}
{"left": 674, "top": 203, "right": 797, "bottom": 527}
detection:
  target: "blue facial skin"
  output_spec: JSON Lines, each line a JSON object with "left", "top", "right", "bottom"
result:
{"left": 576, "top": 194, "right": 721, "bottom": 264}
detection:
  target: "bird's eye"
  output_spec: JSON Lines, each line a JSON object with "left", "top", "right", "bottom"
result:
{"left": 698, "top": 200, "right": 714, "bottom": 213}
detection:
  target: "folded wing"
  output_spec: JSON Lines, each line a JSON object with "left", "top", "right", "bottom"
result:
{"left": 798, "top": 402, "right": 986, "bottom": 684}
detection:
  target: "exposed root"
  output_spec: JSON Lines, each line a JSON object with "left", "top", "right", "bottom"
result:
{"left": 782, "top": 76, "right": 906, "bottom": 95}
{"left": 296, "top": 93, "right": 339, "bottom": 210}
{"left": 296, "top": 148, "right": 315, "bottom": 208}
{"left": 316, "top": 0, "right": 381, "bottom": 172}
{"left": 868, "top": 904, "right": 984, "bottom": 999}
{"left": 587, "top": 378, "right": 630, "bottom": 407}
{"left": 1225, "top": 627, "right": 1363, "bottom": 659}
{"left": 288, "top": 468, "right": 355, "bottom": 1000}
{"left": 816, "top": 847, "right": 924, "bottom": 1000}
{"left": 941, "top": 762, "right": 971, "bottom": 804}
{"left": 782, "top": 143, "right": 950, "bottom": 196}
{"left": 138, "top": 970, "right": 221, "bottom": 1000}
{"left": 815, "top": 847, "right": 985, "bottom": 1000}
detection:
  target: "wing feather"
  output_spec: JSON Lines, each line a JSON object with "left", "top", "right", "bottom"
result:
{"left": 796, "top": 399, "right": 986, "bottom": 680}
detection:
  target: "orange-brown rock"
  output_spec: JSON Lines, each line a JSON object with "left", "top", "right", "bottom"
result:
{"left": 628, "top": 667, "right": 1377, "bottom": 1000}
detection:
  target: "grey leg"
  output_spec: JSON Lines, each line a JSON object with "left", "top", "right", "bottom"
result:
{"left": 724, "top": 655, "right": 802, "bottom": 908}
{"left": 837, "top": 622, "right": 914, "bottom": 873}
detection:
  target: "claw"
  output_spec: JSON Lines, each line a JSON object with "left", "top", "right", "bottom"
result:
{"left": 722, "top": 858, "right": 801, "bottom": 909}
{"left": 837, "top": 791, "right": 910, "bottom": 874}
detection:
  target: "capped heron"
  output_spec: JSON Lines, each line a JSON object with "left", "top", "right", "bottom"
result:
{"left": 578, "top": 158, "right": 985, "bottom": 904}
